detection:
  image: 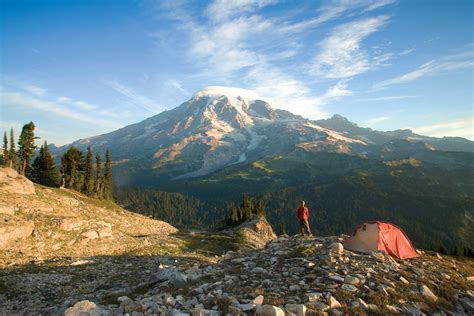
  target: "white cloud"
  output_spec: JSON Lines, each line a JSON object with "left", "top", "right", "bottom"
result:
{"left": 205, "top": 0, "right": 277, "bottom": 22}
{"left": 103, "top": 80, "right": 163, "bottom": 114}
{"left": 0, "top": 91, "right": 122, "bottom": 129}
{"left": 413, "top": 116, "right": 474, "bottom": 140}
{"left": 355, "top": 95, "right": 418, "bottom": 102}
{"left": 23, "top": 84, "right": 47, "bottom": 96}
{"left": 373, "top": 51, "right": 474, "bottom": 89}
{"left": 363, "top": 116, "right": 390, "bottom": 127}
{"left": 166, "top": 80, "right": 189, "bottom": 96}
{"left": 312, "top": 16, "right": 390, "bottom": 79}
{"left": 399, "top": 48, "right": 415, "bottom": 56}
{"left": 279, "top": 0, "right": 395, "bottom": 33}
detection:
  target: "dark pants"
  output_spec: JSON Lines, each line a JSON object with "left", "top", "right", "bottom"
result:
{"left": 299, "top": 219, "right": 311, "bottom": 236}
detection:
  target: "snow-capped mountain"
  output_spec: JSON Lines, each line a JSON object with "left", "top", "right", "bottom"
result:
{"left": 59, "top": 86, "right": 473, "bottom": 184}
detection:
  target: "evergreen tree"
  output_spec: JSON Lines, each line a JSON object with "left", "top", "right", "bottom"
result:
{"left": 83, "top": 147, "right": 94, "bottom": 195}
{"left": 60, "top": 146, "right": 85, "bottom": 190}
{"left": 2, "top": 131, "right": 8, "bottom": 166}
{"left": 95, "top": 152, "right": 103, "bottom": 198}
{"left": 18, "top": 122, "right": 37, "bottom": 176}
{"left": 9, "top": 128, "right": 17, "bottom": 169}
{"left": 104, "top": 149, "right": 113, "bottom": 200}
{"left": 229, "top": 203, "right": 239, "bottom": 225}
{"left": 31, "top": 141, "right": 60, "bottom": 187}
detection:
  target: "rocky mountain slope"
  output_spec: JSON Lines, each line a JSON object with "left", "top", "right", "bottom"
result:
{"left": 1, "top": 167, "right": 473, "bottom": 315}
{"left": 52, "top": 86, "right": 473, "bottom": 186}
{"left": 63, "top": 236, "right": 474, "bottom": 316}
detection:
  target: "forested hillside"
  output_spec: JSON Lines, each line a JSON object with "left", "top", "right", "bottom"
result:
{"left": 114, "top": 154, "right": 474, "bottom": 252}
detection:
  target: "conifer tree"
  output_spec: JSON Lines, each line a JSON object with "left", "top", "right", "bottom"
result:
{"left": 60, "top": 146, "right": 85, "bottom": 190}
{"left": 31, "top": 141, "right": 60, "bottom": 187}
{"left": 9, "top": 128, "right": 17, "bottom": 169}
{"left": 83, "top": 147, "right": 94, "bottom": 195}
{"left": 104, "top": 149, "right": 113, "bottom": 200}
{"left": 2, "top": 131, "right": 8, "bottom": 166}
{"left": 18, "top": 122, "right": 37, "bottom": 176}
{"left": 95, "top": 152, "right": 103, "bottom": 198}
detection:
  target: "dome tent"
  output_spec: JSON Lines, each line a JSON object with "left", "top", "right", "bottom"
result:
{"left": 343, "top": 221, "right": 419, "bottom": 259}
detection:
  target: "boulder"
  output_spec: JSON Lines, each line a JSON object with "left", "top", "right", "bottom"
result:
{"left": 285, "top": 304, "right": 306, "bottom": 316}
{"left": 419, "top": 285, "right": 438, "bottom": 301}
{"left": 330, "top": 242, "right": 344, "bottom": 254}
{"left": 255, "top": 305, "right": 285, "bottom": 316}
{"left": 327, "top": 296, "right": 341, "bottom": 309}
{"left": 0, "top": 203, "right": 17, "bottom": 215}
{"left": 64, "top": 300, "right": 108, "bottom": 316}
{"left": 0, "top": 168, "right": 35, "bottom": 195}
{"left": 0, "top": 220, "right": 34, "bottom": 246}
{"left": 152, "top": 268, "right": 188, "bottom": 288}
{"left": 231, "top": 216, "right": 277, "bottom": 249}
{"left": 306, "top": 292, "right": 323, "bottom": 302}
{"left": 253, "top": 295, "right": 264, "bottom": 305}
{"left": 344, "top": 276, "right": 360, "bottom": 285}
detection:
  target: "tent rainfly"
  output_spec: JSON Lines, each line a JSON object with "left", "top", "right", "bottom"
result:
{"left": 343, "top": 221, "right": 419, "bottom": 259}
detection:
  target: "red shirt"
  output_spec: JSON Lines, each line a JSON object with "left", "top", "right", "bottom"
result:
{"left": 297, "top": 206, "right": 309, "bottom": 220}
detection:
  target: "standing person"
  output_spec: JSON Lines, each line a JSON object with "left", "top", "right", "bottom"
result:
{"left": 297, "top": 201, "right": 312, "bottom": 237}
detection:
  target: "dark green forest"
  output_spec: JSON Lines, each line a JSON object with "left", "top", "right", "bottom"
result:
{"left": 114, "top": 158, "right": 474, "bottom": 253}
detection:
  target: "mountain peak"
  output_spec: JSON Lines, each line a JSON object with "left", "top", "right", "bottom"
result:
{"left": 329, "top": 114, "right": 350, "bottom": 122}
{"left": 194, "top": 86, "right": 259, "bottom": 104}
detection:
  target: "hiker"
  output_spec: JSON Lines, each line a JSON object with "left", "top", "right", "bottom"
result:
{"left": 297, "top": 200, "right": 312, "bottom": 237}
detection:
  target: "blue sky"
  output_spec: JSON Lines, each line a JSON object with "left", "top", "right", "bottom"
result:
{"left": 1, "top": 0, "right": 473, "bottom": 145}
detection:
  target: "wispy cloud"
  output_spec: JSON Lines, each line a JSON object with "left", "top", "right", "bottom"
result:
{"left": 279, "top": 0, "right": 396, "bottom": 33}
{"left": 373, "top": 51, "right": 474, "bottom": 89}
{"left": 205, "top": 0, "right": 277, "bottom": 22}
{"left": 311, "top": 16, "right": 391, "bottom": 79}
{"left": 355, "top": 95, "right": 419, "bottom": 102}
{"left": 103, "top": 80, "right": 164, "bottom": 114}
{"left": 23, "top": 84, "right": 47, "bottom": 96}
{"left": 1, "top": 91, "right": 122, "bottom": 129}
{"left": 413, "top": 115, "right": 474, "bottom": 140}
{"left": 363, "top": 116, "right": 391, "bottom": 127}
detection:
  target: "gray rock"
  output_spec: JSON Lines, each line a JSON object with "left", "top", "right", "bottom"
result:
{"left": 330, "top": 242, "right": 344, "bottom": 254}
{"left": 419, "top": 284, "right": 437, "bottom": 301}
{"left": 285, "top": 304, "right": 306, "bottom": 316}
{"left": 344, "top": 275, "right": 360, "bottom": 285}
{"left": 255, "top": 305, "right": 285, "bottom": 316}
{"left": 341, "top": 284, "right": 357, "bottom": 292}
{"left": 460, "top": 297, "right": 474, "bottom": 312}
{"left": 306, "top": 292, "right": 322, "bottom": 302}
{"left": 152, "top": 268, "right": 188, "bottom": 288}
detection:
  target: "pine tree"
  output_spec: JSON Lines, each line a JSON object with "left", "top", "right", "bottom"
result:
{"left": 18, "top": 122, "right": 37, "bottom": 176}
{"left": 104, "top": 149, "right": 113, "bottom": 200}
{"left": 31, "top": 141, "right": 60, "bottom": 187}
{"left": 229, "top": 203, "right": 239, "bottom": 225}
{"left": 83, "top": 147, "right": 94, "bottom": 195}
{"left": 95, "top": 152, "right": 103, "bottom": 198}
{"left": 2, "top": 131, "right": 8, "bottom": 166}
{"left": 60, "top": 146, "right": 85, "bottom": 190}
{"left": 9, "top": 128, "right": 17, "bottom": 169}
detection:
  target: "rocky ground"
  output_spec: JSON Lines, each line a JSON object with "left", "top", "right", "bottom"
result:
{"left": 1, "top": 167, "right": 474, "bottom": 315}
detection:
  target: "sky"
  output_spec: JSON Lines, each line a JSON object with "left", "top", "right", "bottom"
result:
{"left": 0, "top": 0, "right": 473, "bottom": 146}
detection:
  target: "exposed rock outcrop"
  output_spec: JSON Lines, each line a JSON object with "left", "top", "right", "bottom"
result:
{"left": 229, "top": 216, "right": 277, "bottom": 249}
{"left": 0, "top": 167, "right": 35, "bottom": 195}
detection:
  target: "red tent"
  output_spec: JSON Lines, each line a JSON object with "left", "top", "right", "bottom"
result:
{"left": 343, "top": 221, "right": 419, "bottom": 259}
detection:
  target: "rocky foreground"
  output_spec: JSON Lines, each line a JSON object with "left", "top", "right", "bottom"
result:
{"left": 57, "top": 236, "right": 474, "bottom": 316}
{"left": 1, "top": 167, "right": 474, "bottom": 315}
